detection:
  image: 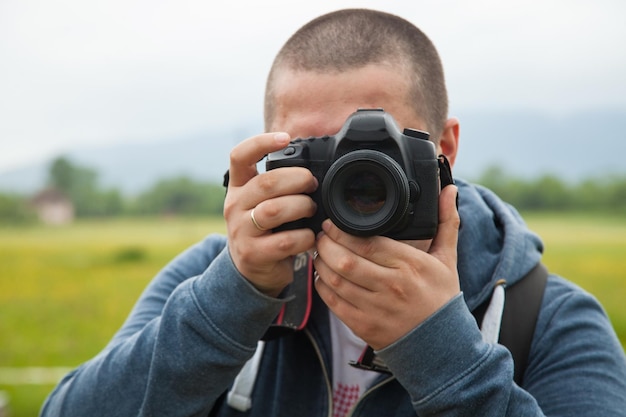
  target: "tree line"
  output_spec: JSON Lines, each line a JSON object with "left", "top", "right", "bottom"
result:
{"left": 0, "top": 157, "right": 226, "bottom": 224}
{"left": 475, "top": 166, "right": 626, "bottom": 213}
{"left": 0, "top": 156, "right": 625, "bottom": 225}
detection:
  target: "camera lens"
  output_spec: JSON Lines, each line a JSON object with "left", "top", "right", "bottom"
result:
{"left": 344, "top": 171, "right": 386, "bottom": 215}
{"left": 322, "top": 150, "right": 410, "bottom": 236}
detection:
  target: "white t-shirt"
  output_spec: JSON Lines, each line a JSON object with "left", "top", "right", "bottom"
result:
{"left": 329, "top": 311, "right": 379, "bottom": 417}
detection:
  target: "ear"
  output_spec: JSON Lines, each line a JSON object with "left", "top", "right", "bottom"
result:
{"left": 438, "top": 117, "right": 460, "bottom": 168}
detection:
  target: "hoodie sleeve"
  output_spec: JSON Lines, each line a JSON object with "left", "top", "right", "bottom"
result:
{"left": 376, "top": 277, "right": 626, "bottom": 416}
{"left": 40, "top": 235, "right": 286, "bottom": 417}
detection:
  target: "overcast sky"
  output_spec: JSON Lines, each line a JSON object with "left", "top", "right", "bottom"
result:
{"left": 1, "top": 0, "right": 625, "bottom": 172}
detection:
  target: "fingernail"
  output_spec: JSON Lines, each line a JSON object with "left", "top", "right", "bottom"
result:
{"left": 322, "top": 219, "right": 331, "bottom": 232}
{"left": 274, "top": 132, "right": 290, "bottom": 145}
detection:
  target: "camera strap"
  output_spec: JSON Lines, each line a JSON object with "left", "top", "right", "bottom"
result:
{"left": 261, "top": 252, "right": 314, "bottom": 340}
{"left": 438, "top": 154, "right": 455, "bottom": 189}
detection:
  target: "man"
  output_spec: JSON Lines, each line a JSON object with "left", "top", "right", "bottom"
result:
{"left": 41, "top": 9, "right": 626, "bottom": 417}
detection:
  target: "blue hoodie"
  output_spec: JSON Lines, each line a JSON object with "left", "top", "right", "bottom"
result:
{"left": 40, "top": 179, "right": 626, "bottom": 416}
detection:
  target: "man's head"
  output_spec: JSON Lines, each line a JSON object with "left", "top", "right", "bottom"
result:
{"left": 264, "top": 9, "right": 450, "bottom": 145}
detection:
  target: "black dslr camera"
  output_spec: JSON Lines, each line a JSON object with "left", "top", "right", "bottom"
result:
{"left": 266, "top": 108, "right": 452, "bottom": 240}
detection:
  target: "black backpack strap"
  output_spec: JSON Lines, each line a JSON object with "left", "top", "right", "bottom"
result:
{"left": 499, "top": 263, "right": 549, "bottom": 385}
{"left": 471, "top": 263, "right": 548, "bottom": 385}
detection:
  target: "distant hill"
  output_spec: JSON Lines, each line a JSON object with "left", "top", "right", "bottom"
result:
{"left": 1, "top": 109, "right": 624, "bottom": 195}
{"left": 452, "top": 109, "right": 626, "bottom": 182}
{"left": 0, "top": 129, "right": 248, "bottom": 195}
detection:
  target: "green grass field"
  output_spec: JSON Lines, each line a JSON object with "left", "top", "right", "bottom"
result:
{"left": 524, "top": 212, "right": 626, "bottom": 341}
{"left": 1, "top": 213, "right": 625, "bottom": 416}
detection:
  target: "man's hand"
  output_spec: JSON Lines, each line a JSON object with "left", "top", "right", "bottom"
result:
{"left": 224, "top": 132, "right": 318, "bottom": 297}
{"left": 313, "top": 185, "right": 460, "bottom": 350}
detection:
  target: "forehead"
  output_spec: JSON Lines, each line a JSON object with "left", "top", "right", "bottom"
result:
{"left": 268, "top": 65, "right": 423, "bottom": 138}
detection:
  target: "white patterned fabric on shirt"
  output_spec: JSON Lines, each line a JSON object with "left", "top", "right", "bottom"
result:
{"left": 329, "top": 311, "right": 378, "bottom": 417}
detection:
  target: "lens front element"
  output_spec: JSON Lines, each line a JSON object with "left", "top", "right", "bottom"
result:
{"left": 344, "top": 171, "right": 386, "bottom": 215}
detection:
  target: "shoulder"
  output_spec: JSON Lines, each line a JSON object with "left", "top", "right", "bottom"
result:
{"left": 168, "top": 233, "right": 228, "bottom": 272}
{"left": 189, "top": 233, "right": 228, "bottom": 258}
{"left": 537, "top": 274, "right": 610, "bottom": 332}
{"left": 534, "top": 274, "right": 617, "bottom": 347}
{"left": 524, "top": 274, "right": 626, "bottom": 410}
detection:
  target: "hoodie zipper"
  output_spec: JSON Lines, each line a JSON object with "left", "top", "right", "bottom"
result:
{"left": 305, "top": 328, "right": 396, "bottom": 417}
{"left": 305, "top": 328, "right": 334, "bottom": 417}
{"left": 346, "top": 376, "right": 395, "bottom": 417}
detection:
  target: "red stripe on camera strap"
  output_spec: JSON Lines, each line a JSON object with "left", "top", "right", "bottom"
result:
{"left": 349, "top": 345, "right": 392, "bottom": 374}
{"left": 262, "top": 253, "right": 313, "bottom": 340}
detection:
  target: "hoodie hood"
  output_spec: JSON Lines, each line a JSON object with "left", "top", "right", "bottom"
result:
{"left": 455, "top": 179, "right": 544, "bottom": 311}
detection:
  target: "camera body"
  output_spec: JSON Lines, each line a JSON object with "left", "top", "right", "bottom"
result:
{"left": 265, "top": 108, "right": 442, "bottom": 240}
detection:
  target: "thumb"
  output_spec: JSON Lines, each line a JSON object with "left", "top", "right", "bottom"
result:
{"left": 428, "top": 185, "right": 460, "bottom": 268}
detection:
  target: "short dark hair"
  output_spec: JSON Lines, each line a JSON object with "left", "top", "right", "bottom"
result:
{"left": 264, "top": 8, "right": 448, "bottom": 142}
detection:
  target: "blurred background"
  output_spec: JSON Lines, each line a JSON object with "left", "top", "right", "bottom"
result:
{"left": 1, "top": 0, "right": 625, "bottom": 415}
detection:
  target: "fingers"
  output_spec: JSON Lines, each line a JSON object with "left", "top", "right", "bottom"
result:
{"left": 249, "top": 194, "right": 317, "bottom": 234}
{"left": 313, "top": 258, "right": 361, "bottom": 312}
{"left": 316, "top": 219, "right": 417, "bottom": 272}
{"left": 315, "top": 221, "right": 388, "bottom": 285}
{"left": 236, "top": 228, "right": 317, "bottom": 268}
{"left": 224, "top": 132, "right": 318, "bottom": 232}
{"left": 230, "top": 228, "right": 316, "bottom": 296}
{"left": 228, "top": 132, "right": 291, "bottom": 187}
{"left": 428, "top": 185, "right": 460, "bottom": 268}
{"left": 224, "top": 132, "right": 320, "bottom": 296}
{"left": 240, "top": 167, "right": 318, "bottom": 210}
{"left": 225, "top": 167, "right": 319, "bottom": 245}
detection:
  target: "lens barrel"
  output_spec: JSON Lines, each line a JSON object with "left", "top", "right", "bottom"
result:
{"left": 321, "top": 150, "right": 410, "bottom": 236}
